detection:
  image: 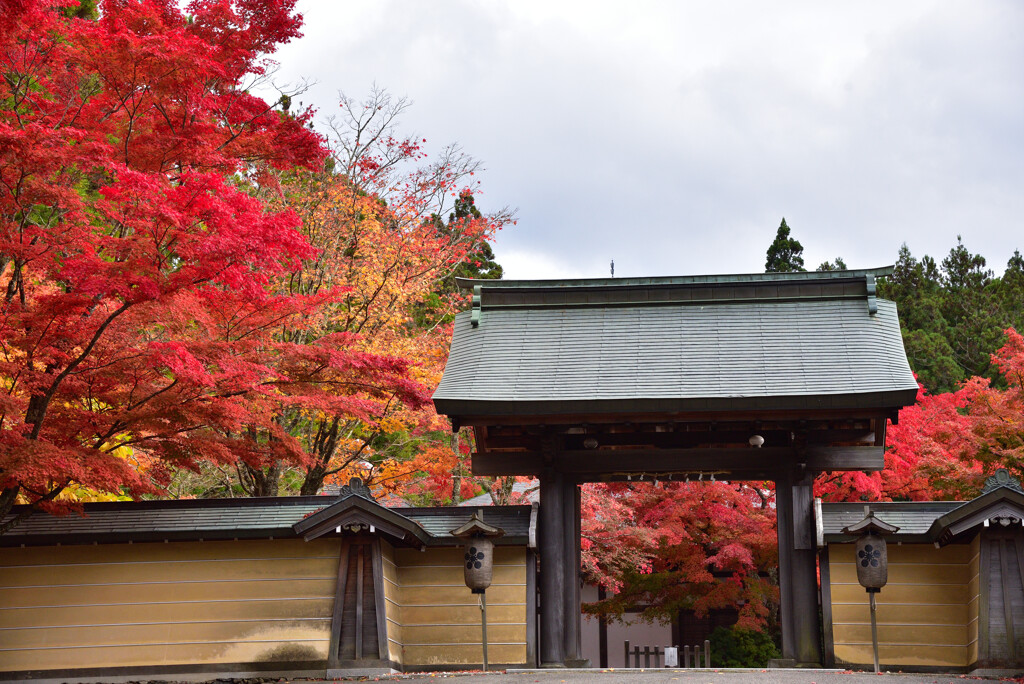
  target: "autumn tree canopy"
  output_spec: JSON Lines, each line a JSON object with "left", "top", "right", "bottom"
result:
{"left": 0, "top": 0, "right": 418, "bottom": 528}
{"left": 211, "top": 89, "right": 514, "bottom": 501}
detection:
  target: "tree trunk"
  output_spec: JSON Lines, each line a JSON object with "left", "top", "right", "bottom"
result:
{"left": 0, "top": 486, "right": 21, "bottom": 534}
{"left": 241, "top": 462, "right": 281, "bottom": 497}
{"left": 451, "top": 430, "right": 462, "bottom": 504}
{"left": 491, "top": 476, "right": 516, "bottom": 505}
{"left": 300, "top": 416, "right": 341, "bottom": 496}
{"left": 301, "top": 465, "right": 326, "bottom": 496}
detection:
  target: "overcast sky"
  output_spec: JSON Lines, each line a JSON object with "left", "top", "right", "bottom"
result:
{"left": 266, "top": 1, "right": 1024, "bottom": 280}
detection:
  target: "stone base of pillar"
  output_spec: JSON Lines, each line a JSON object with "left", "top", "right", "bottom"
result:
{"left": 768, "top": 658, "right": 822, "bottom": 669}
{"left": 564, "top": 658, "right": 591, "bottom": 668}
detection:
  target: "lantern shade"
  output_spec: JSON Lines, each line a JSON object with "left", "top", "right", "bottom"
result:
{"left": 842, "top": 511, "right": 899, "bottom": 592}
{"left": 855, "top": 533, "right": 888, "bottom": 589}
{"left": 451, "top": 512, "right": 506, "bottom": 595}
{"left": 463, "top": 538, "right": 494, "bottom": 593}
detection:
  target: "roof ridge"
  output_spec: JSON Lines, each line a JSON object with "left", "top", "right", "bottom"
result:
{"left": 457, "top": 266, "right": 895, "bottom": 291}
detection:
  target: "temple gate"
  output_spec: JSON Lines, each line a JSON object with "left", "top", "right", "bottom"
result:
{"left": 432, "top": 268, "right": 918, "bottom": 667}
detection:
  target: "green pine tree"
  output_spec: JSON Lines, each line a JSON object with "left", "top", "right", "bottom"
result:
{"left": 765, "top": 218, "right": 806, "bottom": 272}
{"left": 816, "top": 257, "right": 848, "bottom": 272}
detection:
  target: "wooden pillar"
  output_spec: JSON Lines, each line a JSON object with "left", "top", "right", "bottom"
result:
{"left": 539, "top": 466, "right": 566, "bottom": 666}
{"left": 561, "top": 476, "right": 585, "bottom": 665}
{"left": 792, "top": 478, "right": 823, "bottom": 665}
{"left": 776, "top": 468, "right": 823, "bottom": 665}
{"left": 775, "top": 469, "right": 797, "bottom": 661}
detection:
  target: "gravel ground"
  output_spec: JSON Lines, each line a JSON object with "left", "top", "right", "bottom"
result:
{"left": 296, "top": 668, "right": 1024, "bottom": 684}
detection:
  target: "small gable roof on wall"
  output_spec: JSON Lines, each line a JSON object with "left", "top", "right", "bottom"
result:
{"left": 821, "top": 470, "right": 1024, "bottom": 546}
{"left": 292, "top": 488, "right": 432, "bottom": 548}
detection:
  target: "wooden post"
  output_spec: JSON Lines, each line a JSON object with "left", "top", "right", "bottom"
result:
{"left": 562, "top": 476, "right": 584, "bottom": 664}
{"left": 792, "top": 477, "right": 824, "bottom": 665}
{"left": 328, "top": 540, "right": 351, "bottom": 670}
{"left": 481, "top": 591, "right": 489, "bottom": 671}
{"left": 775, "top": 469, "right": 797, "bottom": 660}
{"left": 776, "top": 468, "right": 824, "bottom": 665}
{"left": 598, "top": 586, "right": 608, "bottom": 668}
{"left": 539, "top": 466, "right": 565, "bottom": 666}
{"left": 624, "top": 640, "right": 630, "bottom": 668}
{"left": 704, "top": 639, "right": 711, "bottom": 668}
{"left": 869, "top": 590, "right": 879, "bottom": 673}
{"left": 355, "top": 543, "right": 364, "bottom": 660}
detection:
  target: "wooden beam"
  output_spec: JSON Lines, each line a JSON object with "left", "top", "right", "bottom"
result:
{"left": 805, "top": 445, "right": 885, "bottom": 470}
{"left": 470, "top": 446, "right": 884, "bottom": 477}
{"left": 480, "top": 428, "right": 876, "bottom": 453}
{"left": 454, "top": 407, "right": 897, "bottom": 428}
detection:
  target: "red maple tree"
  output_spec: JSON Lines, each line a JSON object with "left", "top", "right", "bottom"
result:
{"left": 960, "top": 328, "right": 1024, "bottom": 483}
{"left": 581, "top": 480, "right": 778, "bottom": 629}
{"left": 0, "top": 0, "right": 365, "bottom": 527}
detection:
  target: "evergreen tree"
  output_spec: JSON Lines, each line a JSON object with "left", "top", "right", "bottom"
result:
{"left": 441, "top": 192, "right": 504, "bottom": 286}
{"left": 878, "top": 240, "right": 1024, "bottom": 393}
{"left": 765, "top": 218, "right": 806, "bottom": 272}
{"left": 816, "top": 257, "right": 848, "bottom": 272}
{"left": 940, "top": 237, "right": 1001, "bottom": 381}
{"left": 881, "top": 244, "right": 964, "bottom": 392}
{"left": 996, "top": 250, "right": 1024, "bottom": 334}
{"left": 414, "top": 191, "right": 504, "bottom": 328}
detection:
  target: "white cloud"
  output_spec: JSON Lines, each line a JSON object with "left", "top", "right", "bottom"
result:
{"left": 268, "top": 0, "right": 1024, "bottom": 278}
{"left": 493, "top": 247, "right": 593, "bottom": 281}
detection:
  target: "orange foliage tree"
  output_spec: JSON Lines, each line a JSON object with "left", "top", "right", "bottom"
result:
{"left": 235, "top": 89, "right": 512, "bottom": 499}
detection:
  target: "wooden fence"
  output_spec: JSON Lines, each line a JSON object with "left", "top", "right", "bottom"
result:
{"left": 623, "top": 639, "right": 711, "bottom": 668}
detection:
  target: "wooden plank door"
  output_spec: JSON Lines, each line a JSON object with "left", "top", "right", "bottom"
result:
{"left": 329, "top": 538, "right": 388, "bottom": 668}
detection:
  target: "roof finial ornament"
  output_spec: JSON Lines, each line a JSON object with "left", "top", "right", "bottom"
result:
{"left": 610, "top": 259, "right": 614, "bottom": 278}
{"left": 982, "top": 468, "right": 1024, "bottom": 495}
{"left": 338, "top": 477, "right": 375, "bottom": 501}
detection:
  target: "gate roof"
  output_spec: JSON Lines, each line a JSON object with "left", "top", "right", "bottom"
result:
{"left": 434, "top": 268, "right": 917, "bottom": 421}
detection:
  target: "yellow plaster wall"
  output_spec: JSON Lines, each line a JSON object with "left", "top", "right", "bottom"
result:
{"left": 829, "top": 542, "right": 973, "bottom": 668}
{"left": 390, "top": 546, "right": 528, "bottom": 667}
{"left": 0, "top": 539, "right": 339, "bottom": 673}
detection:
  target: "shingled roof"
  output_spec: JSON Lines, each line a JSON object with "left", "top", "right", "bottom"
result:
{"left": 820, "top": 501, "right": 962, "bottom": 544}
{"left": 820, "top": 473, "right": 1024, "bottom": 546}
{"left": 0, "top": 497, "right": 534, "bottom": 547}
{"left": 434, "top": 268, "right": 918, "bottom": 418}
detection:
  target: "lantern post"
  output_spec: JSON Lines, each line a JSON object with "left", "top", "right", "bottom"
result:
{"left": 842, "top": 511, "right": 899, "bottom": 673}
{"left": 451, "top": 511, "right": 505, "bottom": 671}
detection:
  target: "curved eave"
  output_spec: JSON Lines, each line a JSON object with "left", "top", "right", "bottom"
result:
{"left": 434, "top": 388, "right": 917, "bottom": 422}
